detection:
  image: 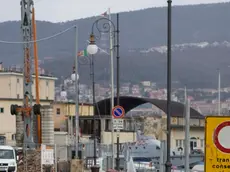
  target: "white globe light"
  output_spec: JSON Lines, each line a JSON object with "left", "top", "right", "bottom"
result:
{"left": 71, "top": 73, "right": 79, "bottom": 81}
{"left": 60, "top": 91, "right": 67, "bottom": 97}
{"left": 87, "top": 44, "right": 98, "bottom": 55}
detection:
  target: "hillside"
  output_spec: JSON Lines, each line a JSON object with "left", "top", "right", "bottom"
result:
{"left": 0, "top": 2, "right": 230, "bottom": 88}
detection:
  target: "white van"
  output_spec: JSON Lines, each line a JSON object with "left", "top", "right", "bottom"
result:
{"left": 0, "top": 145, "right": 17, "bottom": 172}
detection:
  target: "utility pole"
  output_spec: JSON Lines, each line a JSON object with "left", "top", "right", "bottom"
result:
{"left": 218, "top": 69, "right": 221, "bottom": 115}
{"left": 184, "top": 98, "right": 190, "bottom": 172}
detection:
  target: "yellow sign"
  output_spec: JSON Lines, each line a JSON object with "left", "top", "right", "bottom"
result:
{"left": 205, "top": 116, "right": 230, "bottom": 171}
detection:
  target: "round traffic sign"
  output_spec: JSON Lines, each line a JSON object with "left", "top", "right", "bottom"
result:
{"left": 213, "top": 121, "right": 230, "bottom": 153}
{"left": 112, "top": 105, "right": 125, "bottom": 118}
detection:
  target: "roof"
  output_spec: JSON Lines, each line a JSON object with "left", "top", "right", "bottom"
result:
{"left": 94, "top": 96, "right": 204, "bottom": 119}
{"left": 53, "top": 101, "right": 92, "bottom": 106}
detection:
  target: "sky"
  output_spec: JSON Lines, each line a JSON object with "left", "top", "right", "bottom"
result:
{"left": 0, "top": 0, "right": 229, "bottom": 22}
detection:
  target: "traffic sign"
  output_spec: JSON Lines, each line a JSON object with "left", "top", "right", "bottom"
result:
{"left": 205, "top": 116, "right": 230, "bottom": 172}
{"left": 112, "top": 105, "right": 125, "bottom": 119}
{"left": 113, "top": 119, "right": 124, "bottom": 130}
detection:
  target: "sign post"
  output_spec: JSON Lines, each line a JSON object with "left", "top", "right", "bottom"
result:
{"left": 112, "top": 105, "right": 125, "bottom": 130}
{"left": 112, "top": 105, "right": 125, "bottom": 171}
{"left": 205, "top": 116, "right": 230, "bottom": 172}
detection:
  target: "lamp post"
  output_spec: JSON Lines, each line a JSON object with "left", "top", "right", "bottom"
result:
{"left": 87, "top": 15, "right": 120, "bottom": 171}
{"left": 165, "top": 0, "right": 172, "bottom": 172}
{"left": 115, "top": 13, "right": 120, "bottom": 170}
{"left": 71, "top": 68, "right": 80, "bottom": 157}
{"left": 71, "top": 26, "right": 80, "bottom": 159}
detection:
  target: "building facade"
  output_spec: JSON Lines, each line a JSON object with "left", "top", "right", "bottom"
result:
{"left": 0, "top": 69, "right": 57, "bottom": 145}
{"left": 142, "top": 115, "right": 205, "bottom": 152}
{"left": 52, "top": 102, "right": 137, "bottom": 144}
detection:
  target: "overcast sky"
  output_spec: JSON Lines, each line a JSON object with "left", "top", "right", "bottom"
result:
{"left": 0, "top": 0, "right": 229, "bottom": 22}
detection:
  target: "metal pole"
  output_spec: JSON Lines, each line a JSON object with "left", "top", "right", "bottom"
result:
{"left": 92, "top": 55, "right": 97, "bottom": 165}
{"left": 55, "top": 144, "right": 58, "bottom": 172}
{"left": 115, "top": 13, "right": 120, "bottom": 171}
{"left": 116, "top": 13, "right": 120, "bottom": 106}
{"left": 185, "top": 98, "right": 190, "bottom": 172}
{"left": 160, "top": 141, "right": 165, "bottom": 172}
{"left": 165, "top": 0, "right": 172, "bottom": 171}
{"left": 108, "top": 8, "right": 115, "bottom": 169}
{"left": 74, "top": 26, "right": 79, "bottom": 159}
{"left": 218, "top": 69, "right": 221, "bottom": 115}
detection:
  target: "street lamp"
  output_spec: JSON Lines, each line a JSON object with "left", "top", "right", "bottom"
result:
{"left": 87, "top": 34, "right": 98, "bottom": 55}
{"left": 166, "top": 0, "right": 172, "bottom": 172}
{"left": 87, "top": 15, "right": 120, "bottom": 171}
{"left": 71, "top": 72, "right": 79, "bottom": 82}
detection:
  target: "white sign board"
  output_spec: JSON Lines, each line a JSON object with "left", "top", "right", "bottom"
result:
{"left": 41, "top": 149, "right": 54, "bottom": 165}
{"left": 113, "top": 119, "right": 124, "bottom": 130}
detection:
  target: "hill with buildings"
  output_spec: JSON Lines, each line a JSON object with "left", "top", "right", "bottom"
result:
{"left": 0, "top": 2, "right": 230, "bottom": 88}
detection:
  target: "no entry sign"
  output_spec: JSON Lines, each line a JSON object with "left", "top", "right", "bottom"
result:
{"left": 205, "top": 116, "right": 230, "bottom": 172}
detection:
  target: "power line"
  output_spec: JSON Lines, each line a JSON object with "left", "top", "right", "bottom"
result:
{"left": 0, "top": 25, "right": 77, "bottom": 44}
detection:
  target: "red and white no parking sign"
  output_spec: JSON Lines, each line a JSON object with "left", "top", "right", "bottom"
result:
{"left": 213, "top": 121, "right": 230, "bottom": 153}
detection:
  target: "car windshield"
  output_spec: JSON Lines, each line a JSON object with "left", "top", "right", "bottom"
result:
{"left": 0, "top": 149, "right": 14, "bottom": 159}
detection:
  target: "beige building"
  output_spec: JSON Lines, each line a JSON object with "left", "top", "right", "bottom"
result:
{"left": 142, "top": 115, "right": 205, "bottom": 151}
{"left": 53, "top": 102, "right": 94, "bottom": 131}
{"left": 52, "top": 101, "right": 136, "bottom": 144}
{"left": 171, "top": 116, "right": 205, "bottom": 151}
{"left": 0, "top": 69, "right": 57, "bottom": 145}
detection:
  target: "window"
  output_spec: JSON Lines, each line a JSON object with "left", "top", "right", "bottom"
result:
{"left": 176, "top": 139, "right": 184, "bottom": 147}
{"left": 11, "top": 134, "right": 16, "bottom": 141}
{"left": 17, "top": 94, "right": 19, "bottom": 99}
{"left": 46, "top": 96, "right": 48, "bottom": 100}
{"left": 17, "top": 78, "right": 19, "bottom": 83}
{"left": 56, "top": 108, "right": 60, "bottom": 115}
{"left": 105, "top": 119, "right": 111, "bottom": 130}
{"left": 0, "top": 108, "right": 4, "bottom": 113}
{"left": 46, "top": 81, "right": 49, "bottom": 86}
{"left": 176, "top": 140, "right": 179, "bottom": 147}
{"left": 194, "top": 141, "right": 197, "bottom": 148}
{"left": 201, "top": 139, "right": 204, "bottom": 147}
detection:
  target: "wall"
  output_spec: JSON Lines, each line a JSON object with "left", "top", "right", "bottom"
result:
{"left": 171, "top": 128, "right": 205, "bottom": 151}
{"left": 101, "top": 131, "right": 136, "bottom": 144}
{"left": 0, "top": 72, "right": 56, "bottom": 100}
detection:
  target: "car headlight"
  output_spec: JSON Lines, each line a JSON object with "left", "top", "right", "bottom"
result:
{"left": 9, "top": 162, "right": 15, "bottom": 166}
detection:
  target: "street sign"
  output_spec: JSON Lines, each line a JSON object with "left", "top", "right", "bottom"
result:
{"left": 41, "top": 149, "right": 54, "bottom": 165}
{"left": 205, "top": 116, "right": 230, "bottom": 172}
{"left": 113, "top": 119, "right": 124, "bottom": 130}
{"left": 112, "top": 105, "right": 125, "bottom": 119}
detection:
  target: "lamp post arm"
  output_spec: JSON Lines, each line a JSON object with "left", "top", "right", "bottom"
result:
{"left": 90, "top": 17, "right": 116, "bottom": 41}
